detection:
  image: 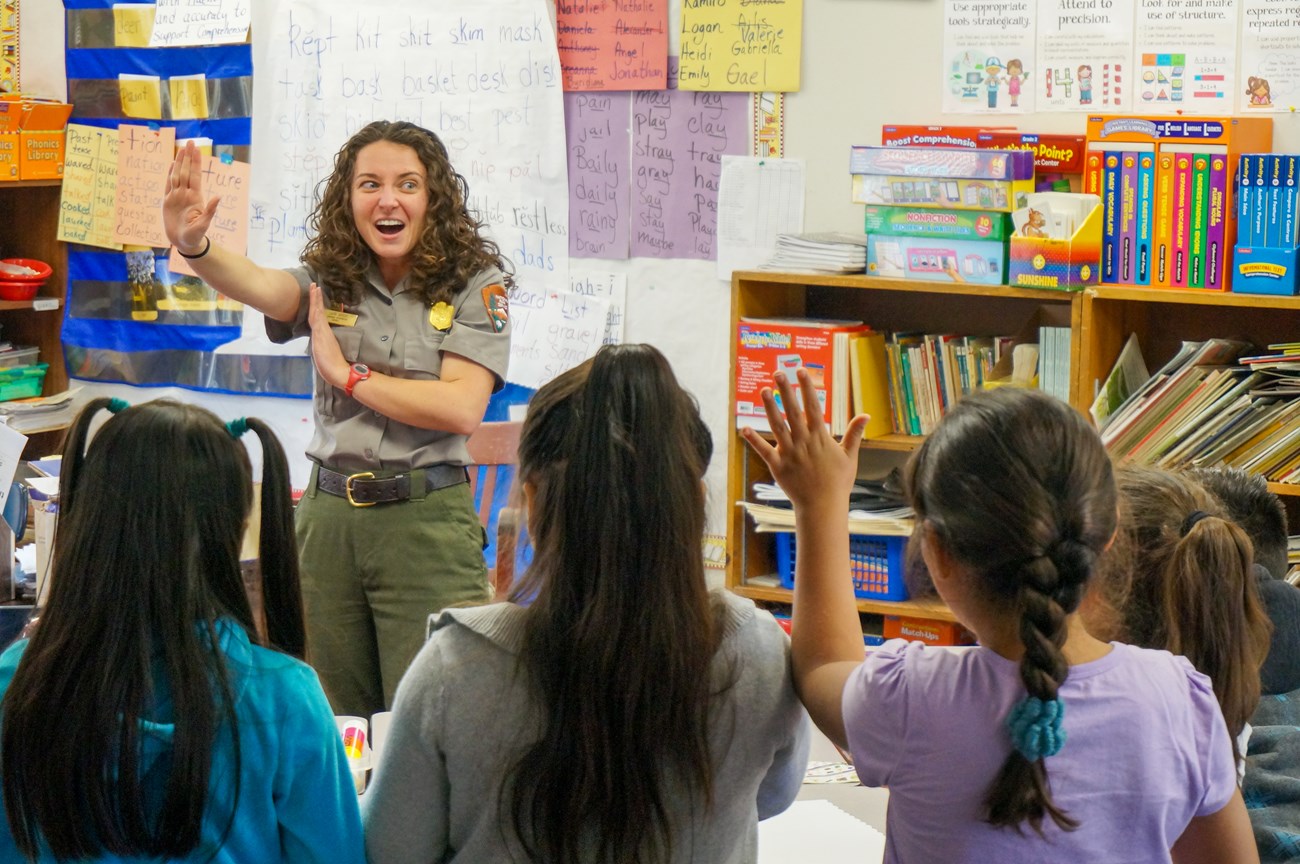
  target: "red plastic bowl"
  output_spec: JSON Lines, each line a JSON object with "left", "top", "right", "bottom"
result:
{"left": 0, "top": 281, "right": 40, "bottom": 301}
{"left": 0, "top": 258, "right": 52, "bottom": 282}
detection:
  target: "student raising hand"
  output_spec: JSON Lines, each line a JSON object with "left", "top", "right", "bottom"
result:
{"left": 750, "top": 382, "right": 1258, "bottom": 864}
{"left": 743, "top": 368, "right": 868, "bottom": 748}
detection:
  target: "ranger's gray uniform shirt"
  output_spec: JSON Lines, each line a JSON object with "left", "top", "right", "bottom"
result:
{"left": 267, "top": 263, "right": 511, "bottom": 473}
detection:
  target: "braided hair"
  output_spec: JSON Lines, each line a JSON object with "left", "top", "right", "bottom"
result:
{"left": 904, "top": 388, "right": 1117, "bottom": 834}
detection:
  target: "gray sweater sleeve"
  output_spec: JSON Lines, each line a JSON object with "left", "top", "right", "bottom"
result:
{"left": 362, "top": 637, "right": 450, "bottom": 864}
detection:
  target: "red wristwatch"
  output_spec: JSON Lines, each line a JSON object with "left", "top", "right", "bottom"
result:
{"left": 344, "top": 363, "right": 371, "bottom": 397}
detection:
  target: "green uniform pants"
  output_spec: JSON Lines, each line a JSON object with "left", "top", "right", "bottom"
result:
{"left": 296, "top": 464, "right": 491, "bottom": 718}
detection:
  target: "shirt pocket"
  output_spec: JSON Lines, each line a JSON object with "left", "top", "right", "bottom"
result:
{"left": 318, "top": 328, "right": 364, "bottom": 417}
{"left": 400, "top": 328, "right": 446, "bottom": 380}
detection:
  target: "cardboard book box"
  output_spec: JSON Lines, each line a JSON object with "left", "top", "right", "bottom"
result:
{"left": 1008, "top": 193, "right": 1104, "bottom": 291}
{"left": 0, "top": 98, "right": 74, "bottom": 181}
{"left": 1233, "top": 153, "right": 1300, "bottom": 296}
{"left": 849, "top": 145, "right": 1035, "bottom": 212}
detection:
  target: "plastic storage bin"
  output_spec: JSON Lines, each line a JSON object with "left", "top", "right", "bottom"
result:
{"left": 775, "top": 532, "right": 909, "bottom": 601}
{"left": 0, "top": 346, "right": 38, "bottom": 369}
{"left": 0, "top": 363, "right": 47, "bottom": 401}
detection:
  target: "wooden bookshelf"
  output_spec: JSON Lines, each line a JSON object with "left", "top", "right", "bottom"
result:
{"left": 0, "top": 180, "right": 71, "bottom": 457}
{"left": 728, "top": 270, "right": 1300, "bottom": 624}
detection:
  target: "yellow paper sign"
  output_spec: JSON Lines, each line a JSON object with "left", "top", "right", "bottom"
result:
{"left": 168, "top": 155, "right": 252, "bottom": 277}
{"left": 113, "top": 124, "right": 176, "bottom": 247}
{"left": 168, "top": 74, "right": 209, "bottom": 120}
{"left": 112, "top": 4, "right": 156, "bottom": 47}
{"left": 678, "top": 0, "right": 803, "bottom": 92}
{"left": 323, "top": 308, "right": 359, "bottom": 327}
{"left": 57, "top": 124, "right": 123, "bottom": 250}
{"left": 428, "top": 302, "right": 453, "bottom": 331}
{"left": 119, "top": 74, "right": 162, "bottom": 120}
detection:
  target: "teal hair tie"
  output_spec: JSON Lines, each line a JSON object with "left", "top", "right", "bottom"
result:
{"left": 1005, "top": 696, "right": 1067, "bottom": 762}
{"left": 107, "top": 398, "right": 129, "bottom": 414}
{"left": 225, "top": 417, "right": 249, "bottom": 439}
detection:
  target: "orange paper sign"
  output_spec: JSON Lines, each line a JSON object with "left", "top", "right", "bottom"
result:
{"left": 113, "top": 124, "right": 175, "bottom": 247}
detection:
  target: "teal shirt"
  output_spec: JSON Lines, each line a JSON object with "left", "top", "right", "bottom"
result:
{"left": 0, "top": 620, "right": 365, "bottom": 864}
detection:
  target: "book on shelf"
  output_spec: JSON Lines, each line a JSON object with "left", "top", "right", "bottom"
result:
{"left": 736, "top": 318, "right": 870, "bottom": 436}
{"left": 0, "top": 388, "right": 79, "bottom": 434}
{"left": 848, "top": 331, "right": 893, "bottom": 439}
{"left": 1100, "top": 338, "right": 1251, "bottom": 455}
{"left": 737, "top": 500, "right": 913, "bottom": 537}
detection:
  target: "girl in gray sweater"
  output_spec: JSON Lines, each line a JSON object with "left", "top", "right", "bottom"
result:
{"left": 363, "top": 343, "right": 809, "bottom": 864}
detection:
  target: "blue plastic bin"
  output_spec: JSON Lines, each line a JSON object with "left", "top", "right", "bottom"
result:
{"left": 775, "top": 532, "right": 909, "bottom": 602}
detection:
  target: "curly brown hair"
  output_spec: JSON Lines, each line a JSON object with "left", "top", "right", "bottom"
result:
{"left": 301, "top": 120, "right": 514, "bottom": 306}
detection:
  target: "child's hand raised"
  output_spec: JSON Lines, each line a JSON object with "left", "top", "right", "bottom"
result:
{"left": 742, "top": 369, "right": 868, "bottom": 516}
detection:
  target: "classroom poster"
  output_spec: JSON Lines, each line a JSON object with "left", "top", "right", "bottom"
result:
{"left": 678, "top": 0, "right": 801, "bottom": 91}
{"left": 1239, "top": 0, "right": 1300, "bottom": 112}
{"left": 113, "top": 124, "right": 175, "bottom": 248}
{"left": 150, "top": 0, "right": 252, "bottom": 47}
{"left": 505, "top": 288, "right": 609, "bottom": 389}
{"left": 1035, "top": 0, "right": 1135, "bottom": 111}
{"left": 0, "top": 0, "right": 16, "bottom": 94}
{"left": 249, "top": 0, "right": 571, "bottom": 385}
{"left": 1133, "top": 0, "right": 1238, "bottom": 112}
{"left": 942, "top": 0, "right": 1036, "bottom": 114}
{"left": 57, "top": 124, "right": 123, "bottom": 251}
{"left": 168, "top": 156, "right": 251, "bottom": 277}
{"left": 555, "top": 0, "right": 667, "bottom": 90}
{"left": 568, "top": 268, "right": 627, "bottom": 344}
{"left": 565, "top": 91, "right": 631, "bottom": 259}
{"left": 630, "top": 59, "right": 747, "bottom": 260}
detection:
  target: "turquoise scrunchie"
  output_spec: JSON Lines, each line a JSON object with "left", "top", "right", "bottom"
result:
{"left": 1005, "top": 696, "right": 1067, "bottom": 762}
{"left": 107, "top": 398, "right": 129, "bottom": 414}
{"left": 225, "top": 417, "right": 249, "bottom": 439}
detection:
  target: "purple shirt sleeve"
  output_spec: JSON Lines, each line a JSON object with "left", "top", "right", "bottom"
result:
{"left": 842, "top": 638, "right": 915, "bottom": 787}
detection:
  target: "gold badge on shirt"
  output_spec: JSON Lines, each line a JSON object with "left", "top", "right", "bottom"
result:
{"left": 429, "top": 301, "right": 454, "bottom": 331}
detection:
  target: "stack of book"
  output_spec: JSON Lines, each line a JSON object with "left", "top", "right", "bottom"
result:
{"left": 1099, "top": 339, "right": 1300, "bottom": 479}
{"left": 883, "top": 333, "right": 1014, "bottom": 435}
{"left": 0, "top": 388, "right": 78, "bottom": 434}
{"left": 760, "top": 233, "right": 867, "bottom": 274}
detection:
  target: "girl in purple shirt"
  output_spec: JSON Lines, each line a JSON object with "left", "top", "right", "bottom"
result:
{"left": 745, "top": 378, "right": 1257, "bottom": 863}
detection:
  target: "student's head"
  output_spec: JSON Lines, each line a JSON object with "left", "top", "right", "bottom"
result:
{"left": 1188, "top": 465, "right": 1288, "bottom": 579}
{"left": 1100, "top": 466, "right": 1270, "bottom": 762}
{"left": 904, "top": 387, "right": 1117, "bottom": 834}
{"left": 1, "top": 398, "right": 303, "bottom": 860}
{"left": 302, "top": 119, "right": 513, "bottom": 305}
{"left": 509, "top": 343, "right": 721, "bottom": 863}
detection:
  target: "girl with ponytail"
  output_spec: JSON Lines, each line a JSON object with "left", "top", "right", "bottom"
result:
{"left": 0, "top": 399, "right": 364, "bottom": 863}
{"left": 746, "top": 375, "right": 1256, "bottom": 863}
{"left": 363, "top": 344, "right": 809, "bottom": 864}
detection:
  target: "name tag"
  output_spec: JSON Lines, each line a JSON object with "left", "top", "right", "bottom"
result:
{"left": 324, "top": 308, "right": 359, "bottom": 327}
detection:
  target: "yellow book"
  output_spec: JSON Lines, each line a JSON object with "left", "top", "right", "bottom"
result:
{"left": 849, "top": 332, "right": 894, "bottom": 439}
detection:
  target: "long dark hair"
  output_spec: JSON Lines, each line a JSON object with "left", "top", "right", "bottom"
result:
{"left": 904, "top": 388, "right": 1117, "bottom": 834}
{"left": 301, "top": 119, "right": 514, "bottom": 306}
{"left": 1104, "top": 465, "right": 1270, "bottom": 765}
{"left": 507, "top": 344, "right": 721, "bottom": 864}
{"left": 1, "top": 399, "right": 304, "bottom": 860}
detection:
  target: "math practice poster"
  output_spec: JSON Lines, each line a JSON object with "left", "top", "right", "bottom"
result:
{"left": 942, "top": 0, "right": 1036, "bottom": 114}
{"left": 1133, "top": 0, "right": 1238, "bottom": 113}
{"left": 1035, "top": 0, "right": 1134, "bottom": 111}
{"left": 1238, "top": 0, "right": 1300, "bottom": 112}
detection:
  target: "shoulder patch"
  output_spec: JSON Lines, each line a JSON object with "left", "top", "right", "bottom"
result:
{"left": 481, "top": 284, "right": 509, "bottom": 333}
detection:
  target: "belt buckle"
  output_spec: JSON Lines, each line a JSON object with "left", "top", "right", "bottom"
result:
{"left": 345, "top": 471, "right": 377, "bottom": 507}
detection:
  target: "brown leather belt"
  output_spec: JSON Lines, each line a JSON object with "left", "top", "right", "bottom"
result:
{"left": 316, "top": 464, "right": 469, "bottom": 507}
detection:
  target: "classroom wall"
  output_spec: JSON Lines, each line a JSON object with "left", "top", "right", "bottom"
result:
{"left": 21, "top": 0, "right": 1300, "bottom": 546}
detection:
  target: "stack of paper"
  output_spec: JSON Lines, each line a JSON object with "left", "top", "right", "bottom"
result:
{"left": 0, "top": 388, "right": 79, "bottom": 434}
{"left": 739, "top": 501, "right": 913, "bottom": 536}
{"left": 761, "top": 233, "right": 868, "bottom": 273}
